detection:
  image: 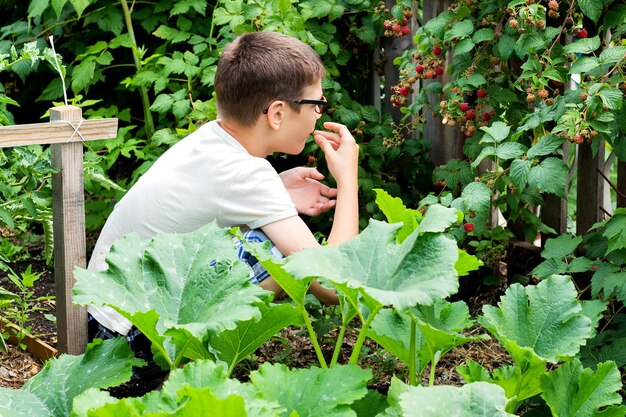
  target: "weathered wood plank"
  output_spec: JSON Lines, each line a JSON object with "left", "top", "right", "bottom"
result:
{"left": 0, "top": 117, "right": 117, "bottom": 148}
{"left": 50, "top": 106, "right": 89, "bottom": 355}
{"left": 576, "top": 141, "right": 605, "bottom": 235}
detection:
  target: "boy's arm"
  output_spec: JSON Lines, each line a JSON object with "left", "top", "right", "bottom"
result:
{"left": 261, "top": 122, "right": 359, "bottom": 305}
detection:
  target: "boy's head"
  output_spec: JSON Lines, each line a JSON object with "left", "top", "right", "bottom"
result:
{"left": 215, "top": 32, "right": 326, "bottom": 127}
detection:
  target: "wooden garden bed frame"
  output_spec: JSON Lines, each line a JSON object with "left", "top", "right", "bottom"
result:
{"left": 0, "top": 105, "right": 117, "bottom": 355}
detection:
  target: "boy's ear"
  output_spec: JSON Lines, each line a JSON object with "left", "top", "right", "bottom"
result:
{"left": 265, "top": 101, "right": 286, "bottom": 130}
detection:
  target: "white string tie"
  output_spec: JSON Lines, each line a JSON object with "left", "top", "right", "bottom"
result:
{"left": 63, "top": 119, "right": 86, "bottom": 142}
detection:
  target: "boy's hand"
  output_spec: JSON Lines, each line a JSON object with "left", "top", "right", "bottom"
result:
{"left": 279, "top": 167, "right": 337, "bottom": 216}
{"left": 314, "top": 122, "right": 359, "bottom": 186}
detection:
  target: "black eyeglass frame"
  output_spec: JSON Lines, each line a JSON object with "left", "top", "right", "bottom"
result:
{"left": 262, "top": 98, "right": 327, "bottom": 114}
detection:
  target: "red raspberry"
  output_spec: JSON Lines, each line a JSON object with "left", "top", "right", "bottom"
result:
{"left": 573, "top": 134, "right": 584, "bottom": 144}
{"left": 433, "top": 46, "right": 443, "bottom": 56}
{"left": 482, "top": 112, "right": 491, "bottom": 121}
{"left": 399, "top": 87, "right": 409, "bottom": 96}
{"left": 415, "top": 64, "right": 424, "bottom": 73}
{"left": 460, "top": 103, "right": 470, "bottom": 112}
{"left": 465, "top": 109, "right": 476, "bottom": 120}
{"left": 401, "top": 26, "right": 410, "bottom": 36}
{"left": 463, "top": 222, "right": 475, "bottom": 232}
{"left": 435, "top": 66, "right": 444, "bottom": 75}
{"left": 308, "top": 155, "right": 317, "bottom": 164}
{"left": 476, "top": 89, "right": 487, "bottom": 98}
{"left": 577, "top": 29, "right": 588, "bottom": 39}
{"left": 392, "top": 23, "right": 401, "bottom": 32}
{"left": 401, "top": 18, "right": 408, "bottom": 26}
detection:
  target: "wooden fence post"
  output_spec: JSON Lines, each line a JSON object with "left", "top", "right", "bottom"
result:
{"left": 576, "top": 141, "right": 605, "bottom": 235}
{"left": 50, "top": 105, "right": 88, "bottom": 355}
{"left": 619, "top": 161, "right": 626, "bottom": 208}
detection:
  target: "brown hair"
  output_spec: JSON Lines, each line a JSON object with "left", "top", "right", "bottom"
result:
{"left": 214, "top": 32, "right": 326, "bottom": 126}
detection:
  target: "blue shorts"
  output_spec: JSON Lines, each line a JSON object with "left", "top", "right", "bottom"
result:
{"left": 233, "top": 229, "right": 285, "bottom": 285}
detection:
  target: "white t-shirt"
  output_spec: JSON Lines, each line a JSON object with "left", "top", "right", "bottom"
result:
{"left": 87, "top": 120, "right": 297, "bottom": 334}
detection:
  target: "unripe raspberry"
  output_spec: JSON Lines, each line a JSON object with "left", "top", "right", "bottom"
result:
{"left": 392, "top": 23, "right": 401, "bottom": 32}
{"left": 573, "top": 134, "right": 584, "bottom": 144}
{"left": 460, "top": 103, "right": 470, "bottom": 111}
{"left": 537, "top": 89, "right": 549, "bottom": 99}
{"left": 425, "top": 69, "right": 436, "bottom": 79}
{"left": 526, "top": 93, "right": 536, "bottom": 102}
{"left": 476, "top": 89, "right": 487, "bottom": 98}
{"left": 440, "top": 100, "right": 447, "bottom": 109}
{"left": 580, "top": 92, "right": 588, "bottom": 101}
{"left": 537, "top": 20, "right": 546, "bottom": 29}
{"left": 548, "top": 0, "right": 558, "bottom": 10}
{"left": 509, "top": 18, "right": 519, "bottom": 29}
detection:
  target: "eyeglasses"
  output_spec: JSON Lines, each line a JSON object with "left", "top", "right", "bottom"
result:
{"left": 262, "top": 97, "right": 327, "bottom": 114}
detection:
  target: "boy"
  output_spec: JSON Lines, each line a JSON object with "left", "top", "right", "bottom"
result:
{"left": 86, "top": 31, "right": 360, "bottom": 377}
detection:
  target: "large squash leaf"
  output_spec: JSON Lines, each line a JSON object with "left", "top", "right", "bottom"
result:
{"left": 479, "top": 275, "right": 596, "bottom": 364}
{"left": 249, "top": 363, "right": 371, "bottom": 417}
{"left": 74, "top": 222, "right": 270, "bottom": 368}
{"left": 0, "top": 338, "right": 141, "bottom": 417}
{"left": 284, "top": 219, "right": 460, "bottom": 309}
{"left": 399, "top": 382, "right": 515, "bottom": 416}
{"left": 541, "top": 359, "right": 626, "bottom": 417}
{"left": 72, "top": 360, "right": 284, "bottom": 417}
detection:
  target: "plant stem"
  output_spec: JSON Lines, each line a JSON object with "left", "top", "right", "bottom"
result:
{"left": 330, "top": 322, "right": 348, "bottom": 367}
{"left": 409, "top": 318, "right": 417, "bottom": 386}
{"left": 302, "top": 308, "right": 328, "bottom": 368}
{"left": 348, "top": 305, "right": 382, "bottom": 364}
{"left": 120, "top": 0, "right": 154, "bottom": 138}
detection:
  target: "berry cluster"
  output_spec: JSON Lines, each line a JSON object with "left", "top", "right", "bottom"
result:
{"left": 438, "top": 88, "right": 493, "bottom": 138}
{"left": 390, "top": 75, "right": 415, "bottom": 107}
{"left": 547, "top": 0, "right": 560, "bottom": 19}
{"left": 381, "top": 5, "right": 413, "bottom": 38}
{"left": 413, "top": 44, "right": 445, "bottom": 80}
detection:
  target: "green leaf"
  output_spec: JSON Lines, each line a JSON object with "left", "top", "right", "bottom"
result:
{"left": 563, "top": 37, "right": 601, "bottom": 54}
{"left": 361, "top": 105, "right": 380, "bottom": 123}
{"left": 284, "top": 220, "right": 460, "bottom": 309}
{"left": 527, "top": 134, "right": 565, "bottom": 159}
{"left": 569, "top": 56, "right": 600, "bottom": 74}
{"left": 455, "top": 249, "right": 483, "bottom": 277}
{"left": 597, "top": 86, "right": 623, "bottom": 110}
{"left": 444, "top": 19, "right": 474, "bottom": 42}
{"left": 374, "top": 188, "right": 420, "bottom": 243}
{"left": 498, "top": 35, "right": 517, "bottom": 60}
{"left": 399, "top": 382, "right": 515, "bottom": 417}
{"left": 454, "top": 38, "right": 475, "bottom": 55}
{"left": 603, "top": 212, "right": 626, "bottom": 254}
{"left": 541, "top": 360, "right": 625, "bottom": 416}
{"left": 480, "top": 121, "right": 511, "bottom": 143}
{"left": 208, "top": 302, "right": 303, "bottom": 371}
{"left": 542, "top": 234, "right": 582, "bottom": 259}
{"left": 69, "top": 0, "right": 90, "bottom": 17}
{"left": 592, "top": 263, "right": 626, "bottom": 304}
{"left": 459, "top": 182, "right": 492, "bottom": 215}
{"left": 578, "top": 0, "right": 603, "bottom": 23}
{"left": 27, "top": 0, "right": 50, "bottom": 18}
{"left": 495, "top": 142, "right": 527, "bottom": 160}
{"left": 599, "top": 46, "right": 626, "bottom": 65}
{"left": 528, "top": 157, "right": 568, "bottom": 198}
{"left": 73, "top": 222, "right": 269, "bottom": 368}
{"left": 472, "top": 28, "right": 495, "bottom": 43}
{"left": 250, "top": 363, "right": 371, "bottom": 417}
{"left": 51, "top": 0, "right": 67, "bottom": 17}
{"left": 0, "top": 338, "right": 142, "bottom": 417}
{"left": 70, "top": 59, "right": 96, "bottom": 93}
{"left": 510, "top": 159, "right": 531, "bottom": 191}
{"left": 480, "top": 275, "right": 594, "bottom": 364}
{"left": 417, "top": 204, "right": 461, "bottom": 234}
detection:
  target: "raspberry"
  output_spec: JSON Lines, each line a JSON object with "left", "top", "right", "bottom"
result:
{"left": 573, "top": 134, "right": 584, "bottom": 144}
{"left": 460, "top": 103, "right": 470, "bottom": 111}
{"left": 401, "top": 26, "right": 410, "bottom": 36}
{"left": 476, "top": 89, "right": 487, "bottom": 98}
{"left": 425, "top": 69, "right": 436, "bottom": 79}
{"left": 308, "top": 155, "right": 317, "bottom": 164}
{"left": 464, "top": 129, "right": 473, "bottom": 138}
{"left": 509, "top": 18, "right": 519, "bottom": 29}
{"left": 401, "top": 18, "right": 408, "bottom": 26}
{"left": 399, "top": 87, "right": 409, "bottom": 96}
{"left": 482, "top": 112, "right": 491, "bottom": 121}
{"left": 548, "top": 0, "right": 558, "bottom": 10}
{"left": 433, "top": 46, "right": 442, "bottom": 56}
{"left": 463, "top": 222, "right": 475, "bottom": 232}
{"left": 537, "top": 89, "right": 549, "bottom": 99}
{"left": 577, "top": 29, "right": 588, "bottom": 39}
{"left": 415, "top": 64, "right": 424, "bottom": 73}
{"left": 392, "top": 23, "right": 401, "bottom": 32}
{"left": 435, "top": 66, "right": 444, "bottom": 75}
{"left": 465, "top": 109, "right": 476, "bottom": 120}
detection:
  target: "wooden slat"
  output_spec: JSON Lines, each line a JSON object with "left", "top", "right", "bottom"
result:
{"left": 0, "top": 318, "right": 57, "bottom": 360}
{"left": 0, "top": 117, "right": 117, "bottom": 148}
{"left": 576, "top": 141, "right": 605, "bottom": 235}
{"left": 50, "top": 106, "right": 89, "bottom": 355}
